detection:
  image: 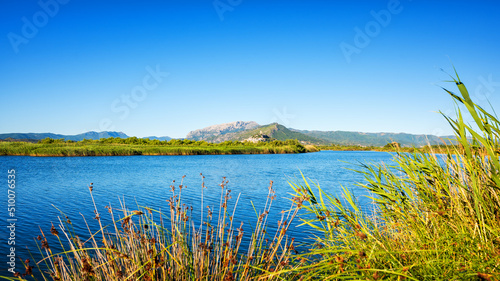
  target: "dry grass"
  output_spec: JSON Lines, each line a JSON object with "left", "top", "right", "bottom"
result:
{"left": 23, "top": 175, "right": 301, "bottom": 281}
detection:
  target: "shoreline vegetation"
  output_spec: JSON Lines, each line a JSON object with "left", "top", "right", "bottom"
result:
{"left": 0, "top": 138, "right": 318, "bottom": 156}
{"left": 0, "top": 137, "right": 454, "bottom": 157}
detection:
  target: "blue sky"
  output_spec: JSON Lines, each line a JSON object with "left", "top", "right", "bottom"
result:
{"left": 1, "top": 0, "right": 500, "bottom": 138}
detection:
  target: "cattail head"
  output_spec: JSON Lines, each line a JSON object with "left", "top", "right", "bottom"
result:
{"left": 24, "top": 265, "right": 33, "bottom": 277}
{"left": 334, "top": 255, "right": 344, "bottom": 263}
{"left": 50, "top": 224, "right": 59, "bottom": 236}
{"left": 355, "top": 231, "right": 368, "bottom": 240}
{"left": 81, "top": 258, "right": 94, "bottom": 275}
{"left": 41, "top": 239, "right": 50, "bottom": 250}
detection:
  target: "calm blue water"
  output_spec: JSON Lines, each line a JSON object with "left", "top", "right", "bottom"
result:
{"left": 0, "top": 151, "right": 394, "bottom": 278}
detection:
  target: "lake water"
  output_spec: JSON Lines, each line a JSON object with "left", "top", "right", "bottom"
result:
{"left": 0, "top": 151, "right": 394, "bottom": 277}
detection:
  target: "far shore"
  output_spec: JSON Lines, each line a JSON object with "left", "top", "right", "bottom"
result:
{"left": 0, "top": 139, "right": 455, "bottom": 157}
{"left": 0, "top": 139, "right": 319, "bottom": 157}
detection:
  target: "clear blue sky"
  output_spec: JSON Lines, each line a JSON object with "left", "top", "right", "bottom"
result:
{"left": 1, "top": 0, "right": 500, "bottom": 138}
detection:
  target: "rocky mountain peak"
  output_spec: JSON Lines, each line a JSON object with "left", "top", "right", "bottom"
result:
{"left": 186, "top": 121, "right": 259, "bottom": 141}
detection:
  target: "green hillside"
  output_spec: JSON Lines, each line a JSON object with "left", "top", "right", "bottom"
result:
{"left": 204, "top": 123, "right": 450, "bottom": 146}
{"left": 221, "top": 123, "right": 327, "bottom": 144}
{"left": 295, "top": 129, "right": 453, "bottom": 147}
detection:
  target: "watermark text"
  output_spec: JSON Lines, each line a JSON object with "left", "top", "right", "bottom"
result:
{"left": 213, "top": 0, "right": 243, "bottom": 21}
{"left": 99, "top": 65, "right": 169, "bottom": 131}
{"left": 6, "top": 169, "right": 16, "bottom": 274}
{"left": 8, "top": 0, "right": 70, "bottom": 54}
{"left": 340, "top": 0, "right": 407, "bottom": 63}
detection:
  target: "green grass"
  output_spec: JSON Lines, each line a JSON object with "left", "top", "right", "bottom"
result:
{"left": 0, "top": 139, "right": 317, "bottom": 156}
{"left": 288, "top": 70, "right": 500, "bottom": 280}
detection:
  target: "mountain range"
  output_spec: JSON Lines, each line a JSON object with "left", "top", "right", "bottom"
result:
{"left": 291, "top": 129, "right": 451, "bottom": 147}
{"left": 0, "top": 131, "right": 129, "bottom": 142}
{"left": 184, "top": 122, "right": 452, "bottom": 147}
{"left": 192, "top": 123, "right": 328, "bottom": 144}
{"left": 0, "top": 131, "right": 171, "bottom": 142}
{"left": 0, "top": 121, "right": 453, "bottom": 147}
{"left": 186, "top": 121, "right": 259, "bottom": 141}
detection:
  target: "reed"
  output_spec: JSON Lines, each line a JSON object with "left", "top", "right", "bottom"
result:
{"left": 22, "top": 175, "right": 301, "bottom": 280}
{"left": 288, "top": 71, "right": 500, "bottom": 280}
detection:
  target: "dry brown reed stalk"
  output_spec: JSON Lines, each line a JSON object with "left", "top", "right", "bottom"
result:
{"left": 30, "top": 176, "right": 302, "bottom": 280}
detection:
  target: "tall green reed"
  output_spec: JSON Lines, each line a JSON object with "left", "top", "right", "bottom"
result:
{"left": 289, "top": 71, "right": 500, "bottom": 280}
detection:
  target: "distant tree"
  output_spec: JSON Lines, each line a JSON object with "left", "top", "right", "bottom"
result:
{"left": 285, "top": 139, "right": 301, "bottom": 146}
{"left": 39, "top": 138, "right": 54, "bottom": 144}
{"left": 150, "top": 139, "right": 161, "bottom": 145}
{"left": 383, "top": 142, "right": 401, "bottom": 149}
{"left": 168, "top": 139, "right": 183, "bottom": 146}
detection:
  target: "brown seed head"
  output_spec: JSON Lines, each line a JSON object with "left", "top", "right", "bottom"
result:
{"left": 24, "top": 265, "right": 33, "bottom": 276}
{"left": 50, "top": 224, "right": 59, "bottom": 236}
{"left": 41, "top": 239, "right": 50, "bottom": 250}
{"left": 355, "top": 231, "right": 368, "bottom": 240}
{"left": 478, "top": 273, "right": 492, "bottom": 281}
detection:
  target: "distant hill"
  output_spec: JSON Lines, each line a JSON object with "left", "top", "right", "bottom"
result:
{"left": 228, "top": 123, "right": 327, "bottom": 144}
{"left": 1, "top": 124, "right": 452, "bottom": 147}
{"left": 293, "top": 129, "right": 453, "bottom": 147}
{"left": 0, "top": 131, "right": 129, "bottom": 141}
{"left": 189, "top": 122, "right": 327, "bottom": 144}
{"left": 186, "top": 121, "right": 259, "bottom": 141}
{"left": 143, "top": 136, "right": 172, "bottom": 141}
{"left": 184, "top": 121, "right": 452, "bottom": 147}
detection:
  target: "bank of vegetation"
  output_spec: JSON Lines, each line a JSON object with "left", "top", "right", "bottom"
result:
{"left": 0, "top": 137, "right": 455, "bottom": 156}
{"left": 0, "top": 138, "right": 317, "bottom": 156}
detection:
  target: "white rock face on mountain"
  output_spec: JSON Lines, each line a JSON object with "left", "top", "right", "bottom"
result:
{"left": 186, "top": 121, "right": 259, "bottom": 141}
